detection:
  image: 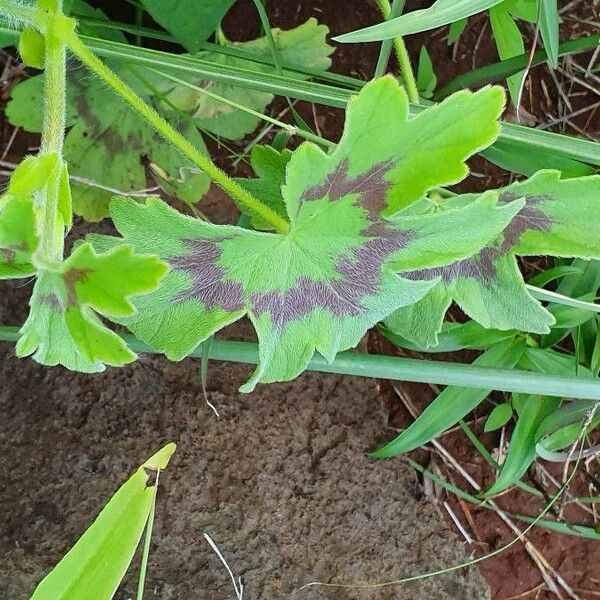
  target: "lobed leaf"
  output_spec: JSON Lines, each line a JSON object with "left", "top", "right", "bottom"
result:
{"left": 17, "top": 244, "right": 167, "bottom": 371}
{"left": 165, "top": 19, "right": 333, "bottom": 140}
{"left": 6, "top": 75, "right": 210, "bottom": 221}
{"left": 386, "top": 171, "right": 600, "bottom": 347}
{"left": 139, "top": 0, "right": 236, "bottom": 52}
{"left": 96, "top": 77, "right": 519, "bottom": 391}
{"left": 235, "top": 145, "right": 291, "bottom": 230}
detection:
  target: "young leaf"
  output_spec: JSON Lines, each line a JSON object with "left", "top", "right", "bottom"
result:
{"left": 235, "top": 145, "right": 291, "bottom": 230}
{"left": 334, "top": 0, "right": 506, "bottom": 42}
{"left": 139, "top": 0, "right": 236, "bottom": 52}
{"left": 387, "top": 171, "right": 600, "bottom": 347}
{"left": 485, "top": 401, "right": 514, "bottom": 432}
{"left": 18, "top": 27, "right": 45, "bottom": 70}
{"left": 165, "top": 19, "right": 333, "bottom": 140}
{"left": 17, "top": 244, "right": 168, "bottom": 370}
{"left": 0, "top": 196, "right": 39, "bottom": 279}
{"left": 417, "top": 46, "right": 437, "bottom": 99}
{"left": 8, "top": 153, "right": 59, "bottom": 199}
{"left": 447, "top": 18, "right": 468, "bottom": 44}
{"left": 373, "top": 338, "right": 526, "bottom": 457}
{"left": 30, "top": 443, "right": 176, "bottom": 600}
{"left": 96, "top": 77, "right": 520, "bottom": 391}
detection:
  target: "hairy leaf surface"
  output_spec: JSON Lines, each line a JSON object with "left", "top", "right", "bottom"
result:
{"left": 386, "top": 171, "right": 600, "bottom": 346}
{"left": 96, "top": 77, "right": 520, "bottom": 391}
{"left": 17, "top": 244, "right": 167, "bottom": 371}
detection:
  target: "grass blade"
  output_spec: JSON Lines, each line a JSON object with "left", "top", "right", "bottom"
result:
{"left": 1, "top": 22, "right": 596, "bottom": 167}
{"left": 372, "top": 339, "right": 526, "bottom": 458}
{"left": 333, "top": 0, "right": 505, "bottom": 43}
{"left": 484, "top": 394, "right": 561, "bottom": 496}
{"left": 539, "top": 0, "right": 559, "bottom": 68}
{"left": 31, "top": 444, "right": 176, "bottom": 600}
{"left": 1, "top": 326, "right": 600, "bottom": 398}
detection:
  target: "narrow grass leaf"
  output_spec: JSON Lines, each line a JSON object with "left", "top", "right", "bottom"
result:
{"left": 373, "top": 338, "right": 526, "bottom": 457}
{"left": 484, "top": 394, "right": 560, "bottom": 496}
{"left": 485, "top": 402, "right": 513, "bottom": 432}
{"left": 333, "top": 0, "right": 505, "bottom": 42}
{"left": 539, "top": 0, "right": 559, "bottom": 67}
{"left": 31, "top": 444, "right": 176, "bottom": 600}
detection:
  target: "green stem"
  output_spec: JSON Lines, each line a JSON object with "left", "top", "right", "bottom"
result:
{"left": 61, "top": 30, "right": 290, "bottom": 235}
{"left": 374, "top": 0, "right": 405, "bottom": 78}
{"left": 150, "top": 68, "right": 335, "bottom": 149}
{"left": 38, "top": 1, "right": 67, "bottom": 262}
{"left": 0, "top": 325, "right": 599, "bottom": 399}
{"left": 375, "top": 0, "right": 419, "bottom": 103}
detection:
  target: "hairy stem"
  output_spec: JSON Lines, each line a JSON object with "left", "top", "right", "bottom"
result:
{"left": 62, "top": 30, "right": 291, "bottom": 234}
{"left": 375, "top": 0, "right": 419, "bottom": 104}
{"left": 38, "top": 1, "right": 67, "bottom": 262}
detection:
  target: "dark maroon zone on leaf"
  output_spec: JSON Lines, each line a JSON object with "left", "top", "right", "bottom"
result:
{"left": 169, "top": 159, "right": 417, "bottom": 328}
{"left": 406, "top": 193, "right": 555, "bottom": 286}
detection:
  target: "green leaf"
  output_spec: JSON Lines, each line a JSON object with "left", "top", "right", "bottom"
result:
{"left": 489, "top": 4, "right": 526, "bottom": 106}
{"left": 481, "top": 136, "right": 595, "bottom": 177}
{"left": 537, "top": 417, "right": 600, "bottom": 456}
{"left": 97, "top": 77, "right": 520, "bottom": 392}
{"left": 139, "top": 0, "right": 235, "bottom": 52}
{"left": 539, "top": 0, "right": 559, "bottom": 67}
{"left": 235, "top": 145, "right": 291, "bottom": 230}
{"left": 447, "top": 18, "right": 468, "bottom": 44}
{"left": 8, "top": 153, "right": 59, "bottom": 198}
{"left": 6, "top": 76, "right": 210, "bottom": 221}
{"left": 334, "top": 0, "right": 506, "bottom": 42}
{"left": 485, "top": 394, "right": 560, "bottom": 495}
{"left": 485, "top": 347, "right": 591, "bottom": 494}
{"left": 388, "top": 170, "right": 600, "bottom": 347}
{"left": 417, "top": 46, "right": 437, "bottom": 99}
{"left": 166, "top": 19, "right": 333, "bottom": 140}
{"left": 373, "top": 338, "right": 526, "bottom": 457}
{"left": 17, "top": 244, "right": 167, "bottom": 370}
{"left": 18, "top": 27, "right": 44, "bottom": 69}
{"left": 505, "top": 0, "right": 539, "bottom": 23}
{"left": 30, "top": 443, "right": 176, "bottom": 600}
{"left": 0, "top": 196, "right": 39, "bottom": 279}
{"left": 485, "top": 401, "right": 514, "bottom": 432}
{"left": 381, "top": 318, "right": 515, "bottom": 353}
